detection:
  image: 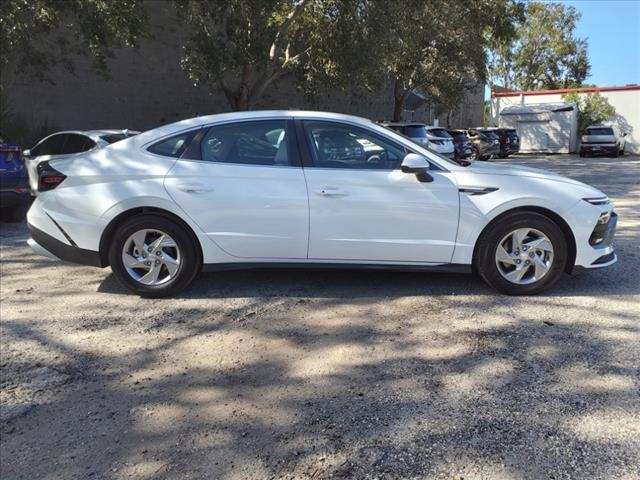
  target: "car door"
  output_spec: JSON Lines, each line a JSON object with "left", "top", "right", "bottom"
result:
{"left": 164, "top": 119, "right": 309, "bottom": 259}
{"left": 299, "top": 120, "right": 459, "bottom": 263}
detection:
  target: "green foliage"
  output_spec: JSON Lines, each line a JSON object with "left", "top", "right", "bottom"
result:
{"left": 562, "top": 91, "right": 616, "bottom": 134}
{"left": 488, "top": 1, "right": 590, "bottom": 90}
{"left": 360, "top": 0, "right": 524, "bottom": 120}
{"left": 177, "top": 0, "right": 358, "bottom": 111}
{"left": 0, "top": 0, "right": 147, "bottom": 137}
{"left": 177, "top": 0, "right": 524, "bottom": 116}
{"left": 0, "top": 0, "right": 147, "bottom": 84}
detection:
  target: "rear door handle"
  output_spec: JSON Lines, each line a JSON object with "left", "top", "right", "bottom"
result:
{"left": 315, "top": 187, "right": 348, "bottom": 197}
{"left": 175, "top": 183, "right": 213, "bottom": 193}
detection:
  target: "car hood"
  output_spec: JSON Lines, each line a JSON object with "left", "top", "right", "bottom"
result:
{"left": 463, "top": 160, "right": 605, "bottom": 195}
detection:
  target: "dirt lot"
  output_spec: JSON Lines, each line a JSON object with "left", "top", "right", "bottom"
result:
{"left": 1, "top": 154, "right": 639, "bottom": 480}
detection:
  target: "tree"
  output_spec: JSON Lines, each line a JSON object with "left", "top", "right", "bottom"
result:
{"left": 363, "top": 0, "right": 523, "bottom": 121}
{"left": 562, "top": 91, "right": 615, "bottom": 134}
{"left": 177, "top": 0, "right": 360, "bottom": 111}
{"left": 0, "top": 0, "right": 148, "bottom": 94}
{"left": 488, "top": 1, "right": 590, "bottom": 90}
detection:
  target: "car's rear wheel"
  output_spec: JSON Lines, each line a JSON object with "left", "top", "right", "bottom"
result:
{"left": 108, "top": 214, "right": 200, "bottom": 297}
{"left": 475, "top": 212, "right": 568, "bottom": 295}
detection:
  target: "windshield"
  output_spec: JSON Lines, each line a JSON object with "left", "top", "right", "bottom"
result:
{"left": 428, "top": 128, "right": 452, "bottom": 139}
{"left": 481, "top": 131, "right": 498, "bottom": 140}
{"left": 403, "top": 125, "right": 428, "bottom": 137}
{"left": 586, "top": 127, "right": 614, "bottom": 136}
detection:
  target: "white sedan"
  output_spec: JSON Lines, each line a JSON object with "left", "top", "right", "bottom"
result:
{"left": 27, "top": 111, "right": 617, "bottom": 297}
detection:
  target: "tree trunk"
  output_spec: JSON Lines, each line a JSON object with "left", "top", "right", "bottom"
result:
{"left": 393, "top": 79, "right": 406, "bottom": 121}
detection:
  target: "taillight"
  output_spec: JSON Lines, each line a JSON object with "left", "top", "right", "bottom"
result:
{"left": 37, "top": 161, "right": 67, "bottom": 192}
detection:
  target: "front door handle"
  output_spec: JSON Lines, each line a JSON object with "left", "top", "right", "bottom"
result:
{"left": 315, "top": 187, "right": 348, "bottom": 197}
{"left": 175, "top": 183, "right": 213, "bottom": 193}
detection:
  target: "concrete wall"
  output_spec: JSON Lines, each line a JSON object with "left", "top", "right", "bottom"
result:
{"left": 491, "top": 87, "right": 640, "bottom": 153}
{"left": 4, "top": 0, "right": 483, "bottom": 144}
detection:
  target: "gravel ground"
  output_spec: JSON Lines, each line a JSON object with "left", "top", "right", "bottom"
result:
{"left": 1, "top": 154, "right": 639, "bottom": 480}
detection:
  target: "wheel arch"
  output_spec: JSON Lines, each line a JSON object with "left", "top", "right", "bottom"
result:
{"left": 98, "top": 207, "right": 204, "bottom": 267}
{"left": 472, "top": 206, "right": 577, "bottom": 274}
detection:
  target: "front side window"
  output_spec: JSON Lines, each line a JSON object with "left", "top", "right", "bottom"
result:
{"left": 303, "top": 121, "right": 407, "bottom": 170}
{"left": 148, "top": 130, "right": 197, "bottom": 157}
{"left": 200, "top": 120, "right": 291, "bottom": 166}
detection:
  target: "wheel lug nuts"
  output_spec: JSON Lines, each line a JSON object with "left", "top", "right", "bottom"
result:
{"left": 516, "top": 259, "right": 521, "bottom": 264}
{"left": 145, "top": 261, "right": 151, "bottom": 266}
{"left": 525, "top": 260, "right": 530, "bottom": 265}
{"left": 155, "top": 259, "right": 161, "bottom": 265}
{"left": 529, "top": 252, "right": 534, "bottom": 257}
{"left": 514, "top": 251, "right": 520, "bottom": 255}
{"left": 156, "top": 251, "right": 162, "bottom": 256}
{"left": 147, "top": 247, "right": 153, "bottom": 253}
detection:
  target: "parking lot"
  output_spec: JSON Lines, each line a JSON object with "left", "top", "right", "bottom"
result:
{"left": 1, "top": 154, "right": 639, "bottom": 479}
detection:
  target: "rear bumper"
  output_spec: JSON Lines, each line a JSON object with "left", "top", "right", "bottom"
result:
{"left": 580, "top": 144, "right": 617, "bottom": 155}
{"left": 28, "top": 223, "right": 104, "bottom": 267}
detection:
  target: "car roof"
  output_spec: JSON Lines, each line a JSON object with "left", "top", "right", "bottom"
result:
{"left": 379, "top": 121, "right": 427, "bottom": 127}
{"left": 41, "top": 129, "right": 140, "bottom": 142}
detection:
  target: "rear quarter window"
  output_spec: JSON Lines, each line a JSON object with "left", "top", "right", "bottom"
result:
{"left": 147, "top": 131, "right": 197, "bottom": 157}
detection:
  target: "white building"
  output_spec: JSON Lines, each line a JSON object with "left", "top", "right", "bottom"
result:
{"left": 491, "top": 85, "right": 640, "bottom": 153}
{"left": 499, "top": 103, "right": 578, "bottom": 153}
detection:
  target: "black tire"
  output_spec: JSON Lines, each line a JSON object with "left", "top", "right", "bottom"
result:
{"left": 0, "top": 204, "right": 28, "bottom": 222}
{"left": 611, "top": 149, "right": 619, "bottom": 158}
{"left": 498, "top": 153, "right": 508, "bottom": 159}
{"left": 474, "top": 212, "right": 568, "bottom": 295}
{"left": 579, "top": 151, "right": 585, "bottom": 158}
{"left": 108, "top": 214, "right": 201, "bottom": 297}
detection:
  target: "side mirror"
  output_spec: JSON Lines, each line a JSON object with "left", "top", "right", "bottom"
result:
{"left": 401, "top": 153, "right": 433, "bottom": 183}
{"left": 23, "top": 149, "right": 31, "bottom": 158}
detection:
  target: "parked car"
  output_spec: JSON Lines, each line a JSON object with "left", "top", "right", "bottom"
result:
{"left": 465, "top": 128, "right": 501, "bottom": 160}
{"left": 446, "top": 129, "right": 473, "bottom": 159}
{"left": 491, "top": 127, "right": 520, "bottom": 158}
{"left": 24, "top": 129, "right": 139, "bottom": 195}
{"left": 579, "top": 125, "right": 626, "bottom": 157}
{"left": 27, "top": 111, "right": 617, "bottom": 297}
{"left": 0, "top": 136, "right": 30, "bottom": 222}
{"left": 380, "top": 122, "right": 455, "bottom": 159}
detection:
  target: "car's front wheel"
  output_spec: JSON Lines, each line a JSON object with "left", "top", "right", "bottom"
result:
{"left": 108, "top": 214, "right": 201, "bottom": 297}
{"left": 475, "top": 212, "right": 568, "bottom": 295}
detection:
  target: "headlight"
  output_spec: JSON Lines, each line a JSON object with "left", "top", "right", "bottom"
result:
{"left": 583, "top": 197, "right": 609, "bottom": 206}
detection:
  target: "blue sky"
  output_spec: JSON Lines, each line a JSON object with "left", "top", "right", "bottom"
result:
{"left": 561, "top": 0, "right": 640, "bottom": 86}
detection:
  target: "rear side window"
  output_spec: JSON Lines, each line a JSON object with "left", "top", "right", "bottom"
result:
{"left": 148, "top": 131, "right": 197, "bottom": 157}
{"left": 199, "top": 120, "right": 292, "bottom": 166}
{"left": 31, "top": 134, "right": 68, "bottom": 156}
{"left": 61, "top": 134, "right": 95, "bottom": 154}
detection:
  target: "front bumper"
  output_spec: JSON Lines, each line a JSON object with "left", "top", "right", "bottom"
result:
{"left": 28, "top": 223, "right": 104, "bottom": 267}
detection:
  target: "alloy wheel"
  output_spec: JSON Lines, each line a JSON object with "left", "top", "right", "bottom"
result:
{"left": 121, "top": 229, "right": 181, "bottom": 285}
{"left": 495, "top": 227, "right": 554, "bottom": 285}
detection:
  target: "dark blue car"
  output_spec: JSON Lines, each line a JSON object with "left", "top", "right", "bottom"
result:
{"left": 0, "top": 136, "right": 30, "bottom": 222}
